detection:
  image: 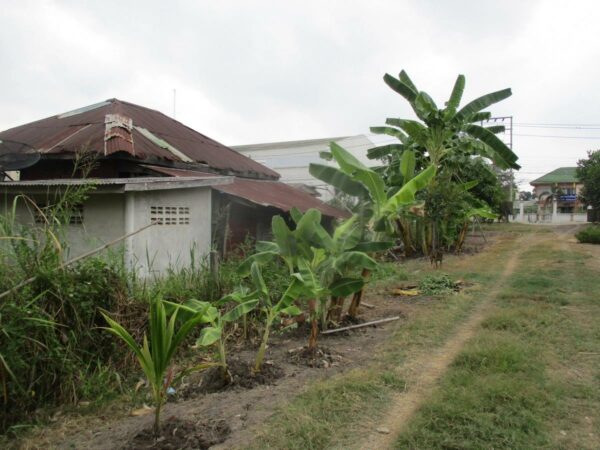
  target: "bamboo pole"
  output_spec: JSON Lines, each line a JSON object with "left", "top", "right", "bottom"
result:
{"left": 0, "top": 223, "right": 154, "bottom": 301}
{"left": 320, "top": 316, "right": 400, "bottom": 335}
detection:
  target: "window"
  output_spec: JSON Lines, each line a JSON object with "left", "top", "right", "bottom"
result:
{"left": 151, "top": 205, "right": 190, "bottom": 226}
{"left": 34, "top": 203, "right": 84, "bottom": 225}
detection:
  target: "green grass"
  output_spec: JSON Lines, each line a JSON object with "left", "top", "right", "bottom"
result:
{"left": 249, "top": 369, "right": 396, "bottom": 450}
{"left": 394, "top": 234, "right": 600, "bottom": 449}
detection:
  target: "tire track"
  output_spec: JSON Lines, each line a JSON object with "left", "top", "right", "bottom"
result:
{"left": 358, "top": 233, "right": 538, "bottom": 450}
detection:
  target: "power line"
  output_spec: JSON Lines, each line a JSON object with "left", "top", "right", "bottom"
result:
{"left": 514, "top": 122, "right": 600, "bottom": 127}
{"left": 514, "top": 133, "right": 600, "bottom": 139}
{"left": 515, "top": 124, "right": 600, "bottom": 130}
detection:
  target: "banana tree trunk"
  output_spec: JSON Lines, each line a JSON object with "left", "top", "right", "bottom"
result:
{"left": 455, "top": 221, "right": 469, "bottom": 254}
{"left": 396, "top": 218, "right": 414, "bottom": 257}
{"left": 308, "top": 299, "right": 319, "bottom": 354}
{"left": 326, "top": 296, "right": 345, "bottom": 323}
{"left": 152, "top": 387, "right": 163, "bottom": 436}
{"left": 218, "top": 338, "right": 231, "bottom": 384}
{"left": 347, "top": 268, "right": 371, "bottom": 319}
{"left": 254, "top": 318, "right": 272, "bottom": 373}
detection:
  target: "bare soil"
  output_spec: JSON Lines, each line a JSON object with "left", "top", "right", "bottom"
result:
{"left": 175, "top": 357, "right": 285, "bottom": 399}
{"left": 47, "top": 287, "right": 420, "bottom": 449}
{"left": 124, "top": 417, "right": 230, "bottom": 450}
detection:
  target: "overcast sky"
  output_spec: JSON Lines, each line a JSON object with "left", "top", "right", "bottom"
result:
{"left": 2, "top": 0, "right": 600, "bottom": 189}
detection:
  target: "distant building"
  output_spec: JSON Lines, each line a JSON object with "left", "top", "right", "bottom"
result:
{"left": 530, "top": 167, "right": 583, "bottom": 214}
{"left": 233, "top": 135, "right": 376, "bottom": 200}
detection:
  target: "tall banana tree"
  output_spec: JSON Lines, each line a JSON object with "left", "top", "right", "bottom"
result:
{"left": 368, "top": 70, "right": 520, "bottom": 171}
{"left": 367, "top": 70, "right": 520, "bottom": 259}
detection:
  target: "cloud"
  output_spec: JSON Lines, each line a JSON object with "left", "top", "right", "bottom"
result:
{"left": 2, "top": 0, "right": 600, "bottom": 188}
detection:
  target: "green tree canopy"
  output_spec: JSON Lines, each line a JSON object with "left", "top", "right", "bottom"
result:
{"left": 577, "top": 150, "right": 600, "bottom": 209}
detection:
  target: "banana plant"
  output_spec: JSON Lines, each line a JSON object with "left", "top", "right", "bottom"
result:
{"left": 368, "top": 70, "right": 520, "bottom": 171}
{"left": 175, "top": 293, "right": 258, "bottom": 383}
{"left": 248, "top": 262, "right": 306, "bottom": 371}
{"left": 241, "top": 208, "right": 384, "bottom": 323}
{"left": 310, "top": 142, "right": 436, "bottom": 317}
{"left": 288, "top": 209, "right": 383, "bottom": 323}
{"left": 101, "top": 297, "right": 211, "bottom": 436}
{"left": 366, "top": 70, "right": 519, "bottom": 260}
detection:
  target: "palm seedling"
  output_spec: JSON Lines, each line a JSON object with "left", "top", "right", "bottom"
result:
{"left": 101, "top": 296, "right": 210, "bottom": 436}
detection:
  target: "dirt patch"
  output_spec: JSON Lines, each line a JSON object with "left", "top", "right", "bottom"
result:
{"left": 175, "top": 357, "right": 284, "bottom": 398}
{"left": 124, "top": 417, "right": 230, "bottom": 450}
{"left": 287, "top": 346, "right": 343, "bottom": 368}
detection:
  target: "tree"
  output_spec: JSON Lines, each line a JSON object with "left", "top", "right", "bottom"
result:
{"left": 369, "top": 70, "right": 520, "bottom": 172}
{"left": 577, "top": 150, "right": 600, "bottom": 209}
{"left": 367, "top": 70, "right": 519, "bottom": 256}
{"left": 519, "top": 191, "right": 534, "bottom": 201}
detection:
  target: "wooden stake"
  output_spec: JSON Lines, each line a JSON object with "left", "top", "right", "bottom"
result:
{"left": 321, "top": 316, "right": 400, "bottom": 335}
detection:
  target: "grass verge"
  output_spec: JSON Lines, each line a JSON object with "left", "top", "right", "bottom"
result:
{"left": 394, "top": 230, "right": 600, "bottom": 449}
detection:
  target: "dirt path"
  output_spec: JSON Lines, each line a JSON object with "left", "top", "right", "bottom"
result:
{"left": 358, "top": 232, "right": 538, "bottom": 450}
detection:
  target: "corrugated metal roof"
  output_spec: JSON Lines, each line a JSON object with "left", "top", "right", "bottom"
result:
{"left": 215, "top": 178, "right": 349, "bottom": 219}
{"left": 0, "top": 99, "right": 279, "bottom": 179}
{"left": 142, "top": 164, "right": 348, "bottom": 219}
{"left": 0, "top": 176, "right": 232, "bottom": 192}
{"left": 140, "top": 164, "right": 222, "bottom": 177}
{"left": 530, "top": 167, "right": 579, "bottom": 185}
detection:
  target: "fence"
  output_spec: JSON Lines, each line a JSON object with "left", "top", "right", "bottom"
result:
{"left": 510, "top": 213, "right": 588, "bottom": 224}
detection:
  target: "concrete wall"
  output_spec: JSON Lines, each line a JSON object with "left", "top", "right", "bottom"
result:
{"left": 1, "top": 186, "right": 212, "bottom": 278}
{"left": 126, "top": 186, "right": 212, "bottom": 278}
{"left": 2, "top": 193, "right": 126, "bottom": 261}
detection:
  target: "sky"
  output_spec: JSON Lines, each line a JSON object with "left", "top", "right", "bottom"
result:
{"left": 2, "top": 0, "right": 600, "bottom": 190}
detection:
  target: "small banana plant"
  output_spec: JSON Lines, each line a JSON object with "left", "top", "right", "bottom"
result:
{"left": 101, "top": 296, "right": 211, "bottom": 436}
{"left": 176, "top": 292, "right": 258, "bottom": 383}
{"left": 249, "top": 262, "right": 304, "bottom": 372}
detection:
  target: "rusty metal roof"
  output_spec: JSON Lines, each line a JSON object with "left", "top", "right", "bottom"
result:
{"left": 215, "top": 178, "right": 349, "bottom": 219}
{"left": 142, "top": 164, "right": 348, "bottom": 219}
{"left": 0, "top": 175, "right": 232, "bottom": 192}
{"left": 0, "top": 99, "right": 279, "bottom": 179}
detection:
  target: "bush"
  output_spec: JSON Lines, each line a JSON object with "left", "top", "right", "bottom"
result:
{"left": 419, "top": 273, "right": 458, "bottom": 295}
{"left": 575, "top": 225, "right": 600, "bottom": 244}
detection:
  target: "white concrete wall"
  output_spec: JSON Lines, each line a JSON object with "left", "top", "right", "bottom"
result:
{"left": 2, "top": 186, "right": 212, "bottom": 278}
{"left": 126, "top": 186, "right": 212, "bottom": 278}
{"left": 3, "top": 193, "right": 126, "bottom": 261}
{"left": 67, "top": 194, "right": 126, "bottom": 259}
{"left": 512, "top": 212, "right": 588, "bottom": 224}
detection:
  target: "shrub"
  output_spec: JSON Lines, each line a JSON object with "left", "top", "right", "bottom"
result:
{"left": 575, "top": 225, "right": 600, "bottom": 244}
{"left": 419, "top": 273, "right": 458, "bottom": 295}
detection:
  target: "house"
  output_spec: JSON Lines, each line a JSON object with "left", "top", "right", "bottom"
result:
{"left": 530, "top": 167, "right": 583, "bottom": 214}
{"left": 232, "top": 135, "right": 377, "bottom": 200}
{"left": 527, "top": 167, "right": 588, "bottom": 223}
{"left": 0, "top": 99, "right": 346, "bottom": 277}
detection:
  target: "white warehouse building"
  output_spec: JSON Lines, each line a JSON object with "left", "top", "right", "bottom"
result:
{"left": 233, "top": 134, "right": 379, "bottom": 200}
